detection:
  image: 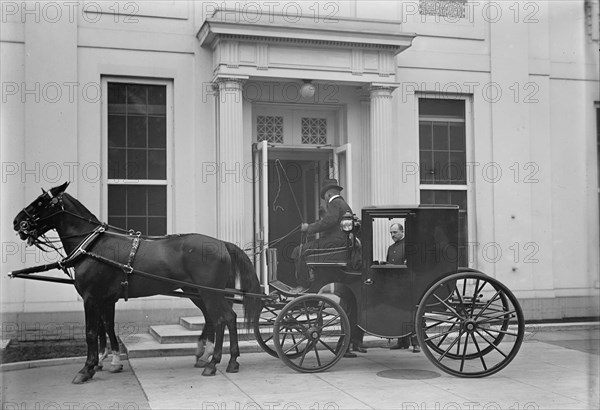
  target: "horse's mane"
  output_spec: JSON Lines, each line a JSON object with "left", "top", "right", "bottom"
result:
{"left": 62, "top": 192, "right": 101, "bottom": 225}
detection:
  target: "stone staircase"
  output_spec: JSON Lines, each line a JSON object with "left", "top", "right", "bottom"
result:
{"left": 122, "top": 315, "right": 264, "bottom": 359}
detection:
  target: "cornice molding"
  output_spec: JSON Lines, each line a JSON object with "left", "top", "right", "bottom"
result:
{"left": 198, "top": 9, "right": 416, "bottom": 55}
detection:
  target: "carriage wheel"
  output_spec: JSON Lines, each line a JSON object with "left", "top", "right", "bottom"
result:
{"left": 254, "top": 301, "right": 304, "bottom": 359}
{"left": 416, "top": 271, "right": 524, "bottom": 378}
{"left": 273, "top": 294, "right": 350, "bottom": 373}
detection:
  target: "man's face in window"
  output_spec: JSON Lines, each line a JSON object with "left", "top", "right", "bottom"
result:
{"left": 390, "top": 225, "right": 404, "bottom": 243}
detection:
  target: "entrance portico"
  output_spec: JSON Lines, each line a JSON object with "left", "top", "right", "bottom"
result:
{"left": 198, "top": 9, "right": 415, "bottom": 286}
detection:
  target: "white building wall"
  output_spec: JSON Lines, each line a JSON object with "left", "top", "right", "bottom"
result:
{"left": 1, "top": 0, "right": 598, "bottom": 327}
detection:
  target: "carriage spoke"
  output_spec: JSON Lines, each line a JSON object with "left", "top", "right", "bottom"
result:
{"left": 436, "top": 329, "right": 465, "bottom": 362}
{"left": 433, "top": 294, "right": 466, "bottom": 320}
{"left": 470, "top": 332, "right": 487, "bottom": 371}
{"left": 423, "top": 324, "right": 461, "bottom": 343}
{"left": 474, "top": 290, "right": 502, "bottom": 320}
{"left": 459, "top": 330, "right": 470, "bottom": 372}
{"left": 474, "top": 329, "right": 508, "bottom": 358}
{"left": 476, "top": 309, "right": 517, "bottom": 324}
{"left": 313, "top": 343, "right": 322, "bottom": 367}
{"left": 318, "top": 339, "right": 338, "bottom": 354}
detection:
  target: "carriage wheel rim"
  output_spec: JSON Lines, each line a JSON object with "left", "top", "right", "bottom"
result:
{"left": 415, "top": 271, "right": 524, "bottom": 378}
{"left": 272, "top": 294, "right": 350, "bottom": 373}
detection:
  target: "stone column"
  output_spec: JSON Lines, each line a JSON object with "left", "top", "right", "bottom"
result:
{"left": 214, "top": 75, "right": 247, "bottom": 246}
{"left": 369, "top": 84, "right": 396, "bottom": 205}
{"left": 359, "top": 92, "right": 371, "bottom": 209}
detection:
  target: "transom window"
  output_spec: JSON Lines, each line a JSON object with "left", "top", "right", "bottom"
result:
{"left": 106, "top": 81, "right": 170, "bottom": 236}
{"left": 253, "top": 106, "right": 336, "bottom": 146}
{"left": 257, "top": 115, "right": 284, "bottom": 144}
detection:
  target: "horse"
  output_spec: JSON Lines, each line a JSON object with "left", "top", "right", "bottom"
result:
{"left": 12, "top": 182, "right": 263, "bottom": 384}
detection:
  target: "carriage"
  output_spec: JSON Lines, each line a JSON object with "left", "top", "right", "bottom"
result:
{"left": 254, "top": 204, "right": 524, "bottom": 378}
{"left": 10, "top": 183, "right": 524, "bottom": 382}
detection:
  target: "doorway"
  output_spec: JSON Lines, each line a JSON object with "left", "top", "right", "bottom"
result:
{"left": 266, "top": 153, "right": 330, "bottom": 285}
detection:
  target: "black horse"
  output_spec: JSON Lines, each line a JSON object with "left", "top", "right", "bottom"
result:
{"left": 13, "top": 182, "right": 263, "bottom": 383}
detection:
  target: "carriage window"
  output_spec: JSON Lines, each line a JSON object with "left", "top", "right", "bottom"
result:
{"left": 419, "top": 98, "right": 469, "bottom": 267}
{"left": 372, "top": 217, "right": 406, "bottom": 266}
{"left": 106, "top": 82, "right": 169, "bottom": 235}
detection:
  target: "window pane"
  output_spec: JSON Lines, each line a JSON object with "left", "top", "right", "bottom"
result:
{"left": 108, "top": 185, "right": 167, "bottom": 235}
{"left": 147, "top": 85, "right": 166, "bottom": 115}
{"left": 148, "top": 150, "right": 167, "bottom": 179}
{"left": 108, "top": 148, "right": 126, "bottom": 180}
{"left": 148, "top": 217, "right": 167, "bottom": 236}
{"left": 433, "top": 151, "right": 450, "bottom": 184}
{"left": 148, "top": 186, "right": 167, "bottom": 216}
{"left": 127, "top": 85, "right": 147, "bottom": 115}
{"left": 419, "top": 98, "right": 465, "bottom": 118}
{"left": 108, "top": 185, "right": 126, "bottom": 216}
{"left": 126, "top": 185, "right": 146, "bottom": 216}
{"left": 449, "top": 124, "right": 465, "bottom": 150}
{"left": 419, "top": 123, "right": 432, "bottom": 150}
{"left": 148, "top": 117, "right": 166, "bottom": 148}
{"left": 128, "top": 217, "right": 146, "bottom": 234}
{"left": 449, "top": 151, "right": 466, "bottom": 184}
{"left": 127, "top": 116, "right": 147, "bottom": 148}
{"left": 108, "top": 115, "right": 126, "bottom": 147}
{"left": 419, "top": 151, "right": 433, "bottom": 183}
{"left": 432, "top": 124, "right": 449, "bottom": 150}
{"left": 108, "top": 83, "right": 126, "bottom": 114}
{"left": 108, "top": 216, "right": 126, "bottom": 231}
{"left": 127, "top": 149, "right": 147, "bottom": 179}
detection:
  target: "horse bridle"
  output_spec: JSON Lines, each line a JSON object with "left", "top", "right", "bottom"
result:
{"left": 17, "top": 190, "right": 65, "bottom": 247}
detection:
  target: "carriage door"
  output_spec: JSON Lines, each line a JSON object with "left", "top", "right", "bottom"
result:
{"left": 361, "top": 213, "right": 414, "bottom": 338}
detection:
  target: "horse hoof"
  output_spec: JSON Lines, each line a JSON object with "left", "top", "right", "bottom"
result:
{"left": 108, "top": 364, "right": 123, "bottom": 373}
{"left": 72, "top": 372, "right": 92, "bottom": 384}
{"left": 202, "top": 366, "right": 217, "bottom": 376}
{"left": 226, "top": 362, "right": 239, "bottom": 373}
{"left": 94, "top": 364, "right": 104, "bottom": 371}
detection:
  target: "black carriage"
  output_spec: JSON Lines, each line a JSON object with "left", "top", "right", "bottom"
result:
{"left": 255, "top": 205, "right": 525, "bottom": 377}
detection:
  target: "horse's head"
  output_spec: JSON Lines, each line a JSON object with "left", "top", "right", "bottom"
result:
{"left": 13, "top": 182, "right": 70, "bottom": 246}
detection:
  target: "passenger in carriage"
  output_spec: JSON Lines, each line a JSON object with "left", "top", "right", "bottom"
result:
{"left": 289, "top": 178, "right": 353, "bottom": 293}
{"left": 386, "top": 223, "right": 421, "bottom": 353}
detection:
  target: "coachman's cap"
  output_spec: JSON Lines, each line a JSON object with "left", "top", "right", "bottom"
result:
{"left": 320, "top": 178, "right": 343, "bottom": 199}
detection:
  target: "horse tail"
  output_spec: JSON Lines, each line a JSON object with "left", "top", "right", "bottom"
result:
{"left": 224, "top": 242, "right": 263, "bottom": 329}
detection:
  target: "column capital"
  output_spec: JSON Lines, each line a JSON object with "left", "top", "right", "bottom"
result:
{"left": 214, "top": 74, "right": 249, "bottom": 87}
{"left": 368, "top": 82, "right": 399, "bottom": 98}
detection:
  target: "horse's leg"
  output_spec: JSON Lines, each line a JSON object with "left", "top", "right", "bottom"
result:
{"left": 224, "top": 306, "right": 240, "bottom": 373}
{"left": 195, "top": 319, "right": 215, "bottom": 368}
{"left": 183, "top": 289, "right": 215, "bottom": 368}
{"left": 202, "top": 317, "right": 225, "bottom": 377}
{"left": 73, "top": 298, "right": 100, "bottom": 384}
{"left": 101, "top": 302, "right": 123, "bottom": 373}
{"left": 96, "top": 320, "right": 108, "bottom": 371}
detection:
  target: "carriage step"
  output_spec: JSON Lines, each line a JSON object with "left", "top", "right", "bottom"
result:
{"left": 121, "top": 332, "right": 264, "bottom": 359}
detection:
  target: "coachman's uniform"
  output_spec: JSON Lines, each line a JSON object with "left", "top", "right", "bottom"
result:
{"left": 293, "top": 180, "right": 352, "bottom": 288}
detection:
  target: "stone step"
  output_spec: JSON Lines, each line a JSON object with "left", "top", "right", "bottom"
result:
{"left": 179, "top": 316, "right": 253, "bottom": 331}
{"left": 121, "top": 332, "right": 265, "bottom": 359}
{"left": 149, "top": 324, "right": 257, "bottom": 344}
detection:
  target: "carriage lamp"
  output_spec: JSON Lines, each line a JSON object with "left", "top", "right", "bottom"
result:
{"left": 340, "top": 211, "right": 355, "bottom": 232}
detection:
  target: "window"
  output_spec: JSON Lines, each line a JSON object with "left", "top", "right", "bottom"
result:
{"left": 419, "top": 98, "right": 469, "bottom": 266}
{"left": 105, "top": 81, "right": 170, "bottom": 236}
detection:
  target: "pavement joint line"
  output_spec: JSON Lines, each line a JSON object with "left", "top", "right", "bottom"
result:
{"left": 315, "top": 372, "right": 376, "bottom": 410}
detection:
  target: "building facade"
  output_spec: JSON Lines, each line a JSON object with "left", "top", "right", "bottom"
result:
{"left": 1, "top": 0, "right": 599, "bottom": 332}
